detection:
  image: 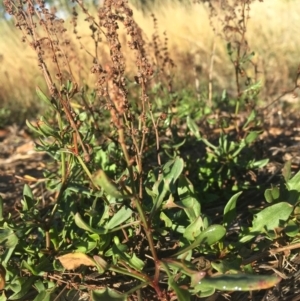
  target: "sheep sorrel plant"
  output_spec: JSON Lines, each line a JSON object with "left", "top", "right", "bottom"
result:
{"left": 1, "top": 0, "right": 284, "bottom": 300}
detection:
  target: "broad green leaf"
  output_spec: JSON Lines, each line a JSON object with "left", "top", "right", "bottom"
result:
{"left": 9, "top": 277, "right": 36, "bottom": 300}
{"left": 151, "top": 158, "right": 184, "bottom": 216}
{"left": 0, "top": 226, "right": 18, "bottom": 248}
{"left": 286, "top": 190, "right": 300, "bottom": 206}
{"left": 106, "top": 206, "right": 132, "bottom": 230}
{"left": 285, "top": 220, "right": 299, "bottom": 237}
{"left": 33, "top": 280, "right": 45, "bottom": 292}
{"left": 282, "top": 161, "right": 292, "bottom": 182}
{"left": 245, "top": 131, "right": 261, "bottom": 145}
{"left": 0, "top": 293, "right": 6, "bottom": 301}
{"left": 74, "top": 213, "right": 107, "bottom": 235}
{"left": 195, "top": 224, "right": 226, "bottom": 246}
{"left": 177, "top": 175, "right": 201, "bottom": 222}
{"left": 264, "top": 186, "right": 280, "bottom": 204}
{"left": 223, "top": 192, "right": 242, "bottom": 226}
{"left": 109, "top": 237, "right": 144, "bottom": 270}
{"left": 174, "top": 225, "right": 226, "bottom": 256}
{"left": 251, "top": 202, "right": 293, "bottom": 231}
{"left": 33, "top": 291, "right": 52, "bottom": 301}
{"left": 184, "top": 216, "right": 204, "bottom": 241}
{"left": 21, "top": 261, "right": 40, "bottom": 276}
{"left": 128, "top": 253, "right": 145, "bottom": 271}
{"left": 23, "top": 184, "right": 34, "bottom": 200}
{"left": 193, "top": 284, "right": 215, "bottom": 297}
{"left": 198, "top": 273, "right": 281, "bottom": 291}
{"left": 160, "top": 212, "right": 173, "bottom": 228}
{"left": 91, "top": 288, "right": 126, "bottom": 301}
{"left": 92, "top": 170, "right": 127, "bottom": 199}
{"left": 240, "top": 202, "right": 293, "bottom": 243}
{"left": 286, "top": 170, "right": 300, "bottom": 192}
{"left": 163, "top": 157, "right": 184, "bottom": 193}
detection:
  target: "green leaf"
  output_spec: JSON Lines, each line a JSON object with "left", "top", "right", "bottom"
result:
{"left": 93, "top": 255, "right": 108, "bottom": 274}
{"left": 74, "top": 213, "right": 107, "bottom": 235}
{"left": 33, "top": 291, "right": 53, "bottom": 301}
{"left": 38, "top": 116, "right": 58, "bottom": 137}
{"left": 211, "top": 259, "right": 241, "bottom": 274}
{"left": 0, "top": 226, "right": 18, "bottom": 249}
{"left": 106, "top": 206, "right": 132, "bottom": 230}
{"left": 22, "top": 184, "right": 35, "bottom": 210}
{"left": 193, "top": 284, "right": 215, "bottom": 297}
{"left": 175, "top": 225, "right": 226, "bottom": 256}
{"left": 36, "top": 86, "right": 54, "bottom": 108}
{"left": 160, "top": 212, "right": 173, "bottom": 228}
{"left": 285, "top": 220, "right": 299, "bottom": 237}
{"left": 243, "top": 110, "right": 256, "bottom": 129}
{"left": 108, "top": 237, "right": 145, "bottom": 270}
{"left": 128, "top": 253, "right": 145, "bottom": 271}
{"left": 9, "top": 277, "right": 36, "bottom": 300}
{"left": 92, "top": 170, "right": 128, "bottom": 199}
{"left": 151, "top": 158, "right": 184, "bottom": 216}
{"left": 91, "top": 288, "right": 126, "bottom": 301}
{"left": 240, "top": 202, "right": 293, "bottom": 243}
{"left": 223, "top": 192, "right": 242, "bottom": 226}
{"left": 264, "top": 186, "right": 280, "bottom": 204}
{"left": 250, "top": 158, "right": 269, "bottom": 168}
{"left": 186, "top": 116, "right": 201, "bottom": 140}
{"left": 198, "top": 273, "right": 281, "bottom": 291}
{"left": 161, "top": 260, "right": 194, "bottom": 300}
{"left": 163, "top": 157, "right": 184, "bottom": 193}
{"left": 0, "top": 293, "right": 6, "bottom": 301}
{"left": 287, "top": 170, "right": 300, "bottom": 193}
{"left": 168, "top": 277, "right": 191, "bottom": 301}
{"left": 33, "top": 280, "right": 45, "bottom": 293}
{"left": 184, "top": 216, "right": 204, "bottom": 241}
{"left": 177, "top": 175, "right": 201, "bottom": 222}
{"left": 282, "top": 161, "right": 292, "bottom": 182}
{"left": 21, "top": 261, "right": 40, "bottom": 276}
{"left": 26, "top": 119, "right": 43, "bottom": 136}
{"left": 252, "top": 202, "right": 293, "bottom": 231}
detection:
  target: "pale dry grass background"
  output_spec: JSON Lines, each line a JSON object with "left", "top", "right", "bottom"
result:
{"left": 0, "top": 0, "right": 300, "bottom": 125}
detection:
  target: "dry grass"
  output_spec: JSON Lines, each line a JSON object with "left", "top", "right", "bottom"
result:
{"left": 1, "top": 0, "right": 300, "bottom": 125}
{"left": 0, "top": 20, "right": 45, "bottom": 125}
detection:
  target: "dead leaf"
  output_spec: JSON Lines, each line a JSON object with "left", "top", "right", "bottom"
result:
{"left": 57, "top": 252, "right": 96, "bottom": 270}
{"left": 0, "top": 263, "right": 6, "bottom": 290}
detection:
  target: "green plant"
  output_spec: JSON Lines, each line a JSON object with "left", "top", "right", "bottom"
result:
{"left": 1, "top": 0, "right": 290, "bottom": 300}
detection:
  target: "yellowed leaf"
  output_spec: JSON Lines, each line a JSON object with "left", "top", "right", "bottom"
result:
{"left": 23, "top": 175, "right": 39, "bottom": 181}
{"left": 0, "top": 263, "right": 6, "bottom": 290}
{"left": 57, "top": 253, "right": 96, "bottom": 270}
